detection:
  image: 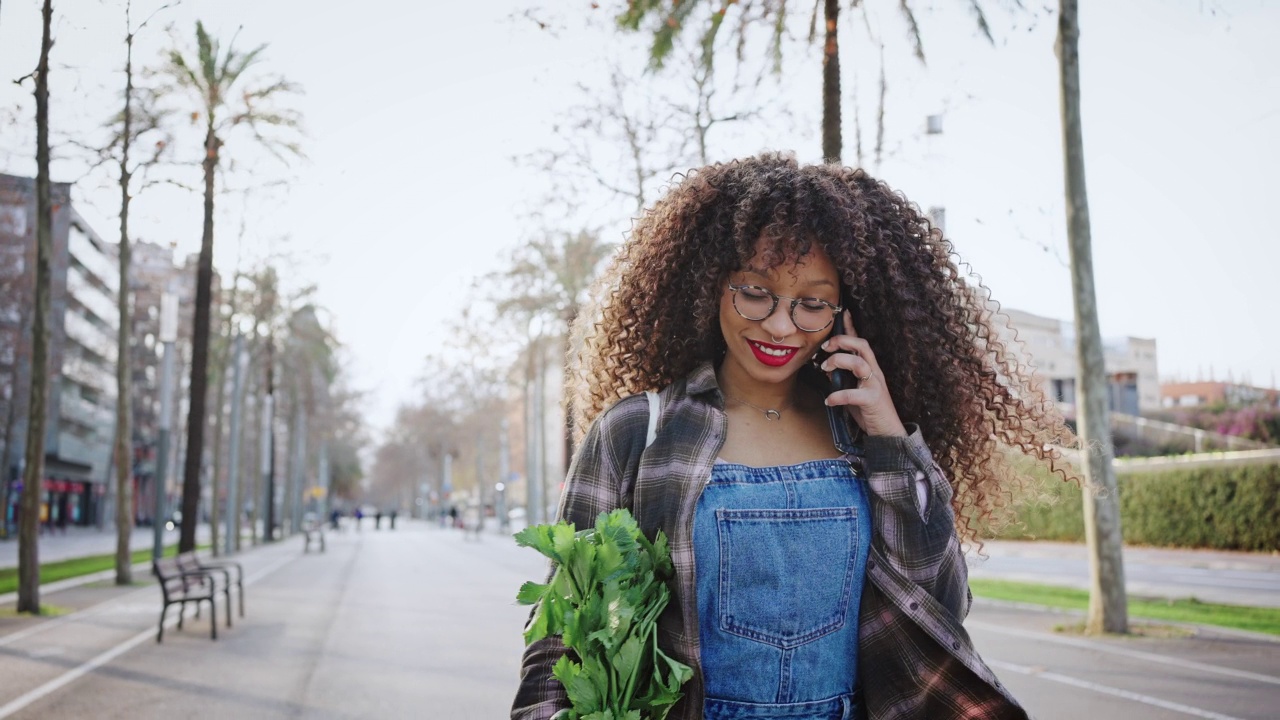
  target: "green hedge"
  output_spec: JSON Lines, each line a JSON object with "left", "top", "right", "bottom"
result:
{"left": 989, "top": 462, "right": 1280, "bottom": 551}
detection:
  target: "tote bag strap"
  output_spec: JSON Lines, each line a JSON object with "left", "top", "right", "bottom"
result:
{"left": 644, "top": 391, "right": 661, "bottom": 449}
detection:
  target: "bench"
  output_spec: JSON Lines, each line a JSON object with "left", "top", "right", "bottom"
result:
{"left": 152, "top": 556, "right": 218, "bottom": 642}
{"left": 177, "top": 550, "right": 245, "bottom": 620}
{"left": 303, "top": 521, "right": 326, "bottom": 553}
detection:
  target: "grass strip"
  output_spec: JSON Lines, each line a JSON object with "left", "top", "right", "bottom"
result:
{"left": 0, "top": 544, "right": 181, "bottom": 596}
{"left": 969, "top": 577, "right": 1280, "bottom": 636}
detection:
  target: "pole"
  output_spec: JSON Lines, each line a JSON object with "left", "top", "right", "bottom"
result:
{"left": 532, "top": 338, "right": 546, "bottom": 525}
{"left": 317, "top": 439, "right": 329, "bottom": 520}
{"left": 499, "top": 417, "right": 510, "bottom": 531}
{"left": 152, "top": 292, "right": 178, "bottom": 562}
{"left": 1058, "top": 0, "right": 1127, "bottom": 634}
{"left": 261, "top": 335, "right": 276, "bottom": 542}
{"left": 224, "top": 334, "right": 244, "bottom": 555}
{"left": 290, "top": 407, "right": 306, "bottom": 534}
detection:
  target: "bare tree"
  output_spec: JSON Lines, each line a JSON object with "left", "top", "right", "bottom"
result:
{"left": 17, "top": 0, "right": 54, "bottom": 615}
{"left": 1057, "top": 0, "right": 1127, "bottom": 635}
{"left": 108, "top": 0, "right": 174, "bottom": 585}
{"left": 160, "top": 21, "right": 303, "bottom": 552}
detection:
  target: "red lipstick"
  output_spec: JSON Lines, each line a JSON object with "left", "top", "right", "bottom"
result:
{"left": 747, "top": 339, "right": 799, "bottom": 367}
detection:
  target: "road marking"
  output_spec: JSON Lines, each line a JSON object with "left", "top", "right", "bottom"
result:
{"left": 0, "top": 626, "right": 157, "bottom": 718}
{"left": 988, "top": 659, "right": 1246, "bottom": 720}
{"left": 968, "top": 620, "right": 1280, "bottom": 686}
{"left": 0, "top": 550, "right": 296, "bottom": 719}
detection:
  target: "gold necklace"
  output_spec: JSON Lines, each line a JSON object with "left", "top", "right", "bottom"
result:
{"left": 726, "top": 393, "right": 792, "bottom": 421}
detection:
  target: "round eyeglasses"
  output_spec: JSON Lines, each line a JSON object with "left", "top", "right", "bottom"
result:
{"left": 727, "top": 284, "right": 843, "bottom": 333}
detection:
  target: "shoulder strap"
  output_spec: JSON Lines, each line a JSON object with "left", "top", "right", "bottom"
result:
{"left": 644, "top": 391, "right": 661, "bottom": 448}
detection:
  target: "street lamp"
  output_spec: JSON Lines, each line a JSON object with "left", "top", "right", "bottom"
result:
{"left": 152, "top": 290, "right": 178, "bottom": 562}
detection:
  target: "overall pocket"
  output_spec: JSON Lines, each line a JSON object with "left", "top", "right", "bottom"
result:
{"left": 716, "top": 507, "right": 858, "bottom": 648}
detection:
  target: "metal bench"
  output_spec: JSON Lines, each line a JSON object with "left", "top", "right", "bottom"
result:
{"left": 302, "top": 521, "right": 326, "bottom": 553}
{"left": 177, "top": 550, "right": 245, "bottom": 620}
{"left": 152, "top": 556, "right": 218, "bottom": 642}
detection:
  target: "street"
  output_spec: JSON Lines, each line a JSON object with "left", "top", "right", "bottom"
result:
{"left": 968, "top": 540, "right": 1280, "bottom": 609}
{"left": 0, "top": 523, "right": 1276, "bottom": 719}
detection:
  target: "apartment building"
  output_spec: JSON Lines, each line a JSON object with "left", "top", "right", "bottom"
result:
{"left": 0, "top": 173, "right": 119, "bottom": 529}
{"left": 1001, "top": 307, "right": 1160, "bottom": 415}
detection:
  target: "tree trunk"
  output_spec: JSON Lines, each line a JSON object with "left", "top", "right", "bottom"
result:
{"left": 18, "top": 0, "right": 55, "bottom": 614}
{"left": 113, "top": 19, "right": 136, "bottom": 586}
{"left": 1057, "top": 0, "right": 1128, "bottom": 635}
{"left": 821, "top": 0, "right": 841, "bottom": 163}
{"left": 179, "top": 123, "right": 217, "bottom": 553}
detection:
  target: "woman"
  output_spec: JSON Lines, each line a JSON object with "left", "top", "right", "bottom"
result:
{"left": 513, "top": 154, "right": 1071, "bottom": 719}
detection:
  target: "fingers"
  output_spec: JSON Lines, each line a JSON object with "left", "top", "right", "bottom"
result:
{"left": 819, "top": 348, "right": 874, "bottom": 380}
{"left": 841, "top": 309, "right": 858, "bottom": 339}
{"left": 821, "top": 332, "right": 876, "bottom": 367}
{"left": 823, "top": 387, "right": 873, "bottom": 408}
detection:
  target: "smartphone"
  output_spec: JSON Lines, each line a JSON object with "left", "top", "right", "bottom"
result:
{"left": 828, "top": 309, "right": 857, "bottom": 393}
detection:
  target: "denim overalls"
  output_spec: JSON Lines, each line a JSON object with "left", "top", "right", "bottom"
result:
{"left": 694, "top": 457, "right": 871, "bottom": 719}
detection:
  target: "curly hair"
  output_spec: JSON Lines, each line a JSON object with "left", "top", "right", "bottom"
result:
{"left": 567, "top": 153, "right": 1075, "bottom": 539}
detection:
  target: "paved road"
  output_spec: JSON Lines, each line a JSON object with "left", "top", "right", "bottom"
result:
{"left": 969, "top": 540, "right": 1280, "bottom": 608}
{"left": 0, "top": 525, "right": 211, "bottom": 569}
{"left": 0, "top": 522, "right": 1276, "bottom": 719}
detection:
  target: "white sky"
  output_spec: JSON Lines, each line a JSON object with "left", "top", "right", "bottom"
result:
{"left": 1, "top": 0, "right": 1276, "bottom": 433}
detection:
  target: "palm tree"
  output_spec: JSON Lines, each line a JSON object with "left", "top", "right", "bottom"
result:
{"left": 1056, "top": 0, "right": 1127, "bottom": 635}
{"left": 161, "top": 21, "right": 302, "bottom": 552}
{"left": 617, "top": 0, "right": 996, "bottom": 164}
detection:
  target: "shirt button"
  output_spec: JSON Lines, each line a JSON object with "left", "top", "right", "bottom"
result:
{"left": 867, "top": 560, "right": 875, "bottom": 571}
{"left": 909, "top": 601, "right": 918, "bottom": 610}
{"left": 952, "top": 641, "right": 961, "bottom": 650}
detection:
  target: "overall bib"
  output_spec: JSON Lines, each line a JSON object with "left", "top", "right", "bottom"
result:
{"left": 694, "top": 458, "right": 872, "bottom": 720}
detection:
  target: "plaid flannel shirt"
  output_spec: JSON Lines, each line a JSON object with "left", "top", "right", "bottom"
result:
{"left": 512, "top": 362, "right": 1028, "bottom": 720}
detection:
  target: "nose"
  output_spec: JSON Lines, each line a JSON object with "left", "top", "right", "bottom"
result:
{"left": 760, "top": 301, "right": 799, "bottom": 341}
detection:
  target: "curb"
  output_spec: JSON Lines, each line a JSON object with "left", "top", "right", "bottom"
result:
{"left": 0, "top": 559, "right": 156, "bottom": 607}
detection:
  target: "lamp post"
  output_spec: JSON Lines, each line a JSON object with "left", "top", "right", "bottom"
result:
{"left": 152, "top": 291, "right": 178, "bottom": 562}
{"left": 224, "top": 333, "right": 245, "bottom": 555}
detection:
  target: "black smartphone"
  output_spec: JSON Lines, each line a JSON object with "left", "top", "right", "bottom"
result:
{"left": 829, "top": 309, "right": 857, "bottom": 393}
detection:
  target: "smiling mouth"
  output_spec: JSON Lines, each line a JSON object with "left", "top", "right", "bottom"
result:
{"left": 747, "top": 339, "right": 799, "bottom": 366}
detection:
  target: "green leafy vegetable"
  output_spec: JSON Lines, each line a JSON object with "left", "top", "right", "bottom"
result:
{"left": 516, "top": 508, "right": 693, "bottom": 720}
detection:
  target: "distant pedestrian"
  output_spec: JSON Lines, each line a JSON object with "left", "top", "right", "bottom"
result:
{"left": 375, "top": 509, "right": 383, "bottom": 530}
{"left": 448, "top": 505, "right": 458, "bottom": 529}
{"left": 389, "top": 509, "right": 397, "bottom": 530}
{"left": 354, "top": 506, "right": 363, "bottom": 531}
{"left": 329, "top": 508, "right": 341, "bottom": 531}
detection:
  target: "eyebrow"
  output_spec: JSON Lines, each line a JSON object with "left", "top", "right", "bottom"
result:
{"left": 741, "top": 269, "right": 837, "bottom": 290}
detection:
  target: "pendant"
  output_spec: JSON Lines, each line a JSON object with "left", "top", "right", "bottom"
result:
{"left": 765, "top": 409, "right": 782, "bottom": 421}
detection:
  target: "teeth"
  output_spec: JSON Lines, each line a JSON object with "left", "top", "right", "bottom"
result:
{"left": 753, "top": 342, "right": 793, "bottom": 357}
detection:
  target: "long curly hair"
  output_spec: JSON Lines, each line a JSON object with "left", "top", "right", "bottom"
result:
{"left": 568, "top": 153, "right": 1074, "bottom": 538}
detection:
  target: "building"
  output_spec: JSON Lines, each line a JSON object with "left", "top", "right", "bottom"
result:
{"left": 0, "top": 173, "right": 119, "bottom": 530}
{"left": 1001, "top": 308, "right": 1160, "bottom": 416}
{"left": 1160, "top": 380, "right": 1280, "bottom": 409}
{"left": 121, "top": 240, "right": 198, "bottom": 525}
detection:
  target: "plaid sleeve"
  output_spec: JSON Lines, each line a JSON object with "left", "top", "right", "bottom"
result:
{"left": 858, "top": 426, "right": 1028, "bottom": 718}
{"left": 860, "top": 423, "right": 969, "bottom": 619}
{"left": 511, "top": 396, "right": 649, "bottom": 720}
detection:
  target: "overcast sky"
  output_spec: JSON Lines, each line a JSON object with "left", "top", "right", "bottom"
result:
{"left": 1, "top": 0, "right": 1275, "bottom": 432}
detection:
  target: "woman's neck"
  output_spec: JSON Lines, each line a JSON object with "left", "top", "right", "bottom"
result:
{"left": 715, "top": 362, "right": 800, "bottom": 411}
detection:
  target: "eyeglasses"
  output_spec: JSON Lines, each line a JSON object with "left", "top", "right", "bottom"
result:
{"left": 727, "top": 284, "right": 843, "bottom": 333}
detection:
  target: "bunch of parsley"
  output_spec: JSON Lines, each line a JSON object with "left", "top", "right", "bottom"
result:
{"left": 516, "top": 508, "right": 693, "bottom": 720}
